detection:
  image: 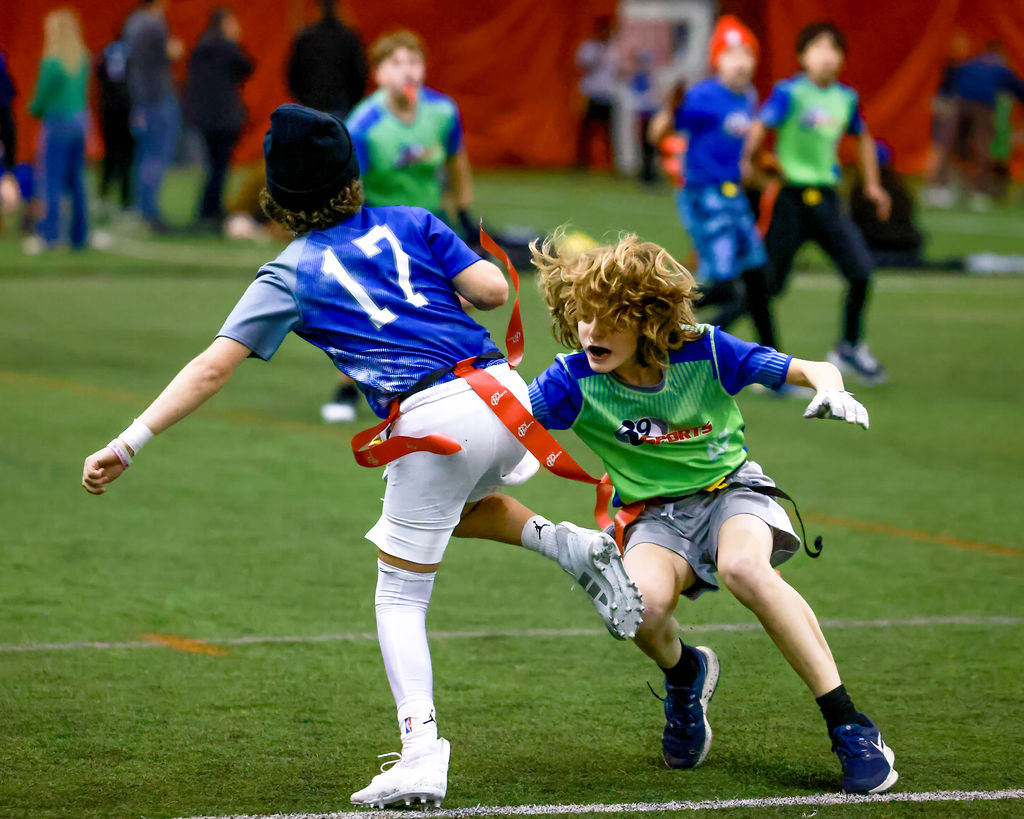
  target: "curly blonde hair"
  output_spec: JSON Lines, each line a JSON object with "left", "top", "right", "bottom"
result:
{"left": 259, "top": 180, "right": 365, "bottom": 235}
{"left": 532, "top": 230, "right": 705, "bottom": 368}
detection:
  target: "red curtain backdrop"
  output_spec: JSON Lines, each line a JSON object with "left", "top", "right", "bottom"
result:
{"left": 2, "top": 0, "right": 1022, "bottom": 174}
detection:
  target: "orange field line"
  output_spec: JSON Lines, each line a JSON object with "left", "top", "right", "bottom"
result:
{"left": 140, "top": 633, "right": 230, "bottom": 656}
{"left": 806, "top": 513, "right": 1022, "bottom": 558}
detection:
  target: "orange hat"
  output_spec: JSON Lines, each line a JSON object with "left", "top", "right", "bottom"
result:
{"left": 709, "top": 15, "right": 760, "bottom": 67}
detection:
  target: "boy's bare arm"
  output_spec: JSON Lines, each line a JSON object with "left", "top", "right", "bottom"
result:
{"left": 446, "top": 148, "right": 474, "bottom": 211}
{"left": 857, "top": 130, "right": 891, "bottom": 221}
{"left": 82, "top": 337, "right": 252, "bottom": 494}
{"left": 647, "top": 109, "right": 673, "bottom": 145}
{"left": 451, "top": 259, "right": 508, "bottom": 310}
{"left": 786, "top": 358, "right": 844, "bottom": 391}
{"left": 740, "top": 120, "right": 767, "bottom": 182}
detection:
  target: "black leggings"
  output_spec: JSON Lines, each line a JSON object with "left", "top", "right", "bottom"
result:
{"left": 764, "top": 186, "right": 874, "bottom": 345}
{"left": 703, "top": 266, "right": 777, "bottom": 350}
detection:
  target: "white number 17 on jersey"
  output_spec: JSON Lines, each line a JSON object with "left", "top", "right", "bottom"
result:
{"left": 321, "top": 225, "right": 428, "bottom": 329}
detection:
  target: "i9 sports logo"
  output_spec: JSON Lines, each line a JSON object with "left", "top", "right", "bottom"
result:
{"left": 615, "top": 416, "right": 713, "bottom": 446}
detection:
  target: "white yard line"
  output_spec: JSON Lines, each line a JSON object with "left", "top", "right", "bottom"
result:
{"left": 2, "top": 615, "right": 1020, "bottom": 654}
{"left": 168, "top": 788, "right": 1024, "bottom": 818}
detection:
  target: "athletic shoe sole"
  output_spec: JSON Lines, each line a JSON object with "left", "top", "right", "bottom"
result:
{"left": 559, "top": 523, "right": 643, "bottom": 640}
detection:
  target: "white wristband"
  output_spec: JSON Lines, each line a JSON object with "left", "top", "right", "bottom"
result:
{"left": 118, "top": 418, "right": 154, "bottom": 455}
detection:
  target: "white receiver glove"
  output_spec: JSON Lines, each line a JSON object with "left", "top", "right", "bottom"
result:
{"left": 803, "top": 389, "right": 869, "bottom": 430}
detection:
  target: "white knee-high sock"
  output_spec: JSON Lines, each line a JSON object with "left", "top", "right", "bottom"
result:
{"left": 375, "top": 559, "right": 438, "bottom": 751}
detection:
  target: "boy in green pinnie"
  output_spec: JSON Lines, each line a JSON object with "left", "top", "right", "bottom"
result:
{"left": 503, "top": 232, "right": 898, "bottom": 793}
{"left": 742, "top": 22, "right": 890, "bottom": 385}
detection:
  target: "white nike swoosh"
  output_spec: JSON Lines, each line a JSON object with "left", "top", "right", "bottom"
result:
{"left": 870, "top": 738, "right": 886, "bottom": 753}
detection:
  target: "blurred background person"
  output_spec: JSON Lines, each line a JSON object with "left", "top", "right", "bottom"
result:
{"left": 630, "top": 49, "right": 659, "bottom": 185}
{"left": 124, "top": 0, "right": 183, "bottom": 232}
{"left": 95, "top": 22, "right": 134, "bottom": 217}
{"left": 27, "top": 8, "right": 89, "bottom": 253}
{"left": 743, "top": 22, "right": 891, "bottom": 386}
{"left": 0, "top": 49, "right": 21, "bottom": 226}
{"left": 575, "top": 15, "right": 618, "bottom": 171}
{"left": 951, "top": 42, "right": 1024, "bottom": 211}
{"left": 184, "top": 7, "right": 253, "bottom": 229}
{"left": 287, "top": 0, "right": 367, "bottom": 120}
{"left": 649, "top": 15, "right": 777, "bottom": 351}
{"left": 924, "top": 30, "right": 968, "bottom": 208}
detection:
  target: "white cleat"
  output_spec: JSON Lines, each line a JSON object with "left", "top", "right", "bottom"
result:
{"left": 350, "top": 737, "right": 450, "bottom": 809}
{"left": 554, "top": 521, "right": 643, "bottom": 640}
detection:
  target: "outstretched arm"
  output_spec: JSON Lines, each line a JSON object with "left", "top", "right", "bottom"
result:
{"left": 857, "top": 130, "right": 891, "bottom": 221}
{"left": 82, "top": 337, "right": 252, "bottom": 494}
{"left": 740, "top": 119, "right": 767, "bottom": 183}
{"left": 787, "top": 358, "right": 869, "bottom": 430}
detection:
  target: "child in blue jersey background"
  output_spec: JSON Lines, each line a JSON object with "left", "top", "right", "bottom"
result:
{"left": 648, "top": 16, "right": 776, "bottom": 350}
{"left": 80, "top": 103, "right": 640, "bottom": 810}
{"left": 517, "top": 231, "right": 897, "bottom": 794}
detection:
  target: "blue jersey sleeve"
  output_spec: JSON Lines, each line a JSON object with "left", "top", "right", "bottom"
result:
{"left": 528, "top": 357, "right": 584, "bottom": 430}
{"left": 422, "top": 210, "right": 481, "bottom": 278}
{"left": 710, "top": 327, "right": 791, "bottom": 394}
{"left": 444, "top": 107, "right": 464, "bottom": 157}
{"left": 758, "top": 82, "right": 791, "bottom": 128}
{"left": 846, "top": 90, "right": 865, "bottom": 136}
{"left": 999, "top": 65, "right": 1024, "bottom": 104}
{"left": 673, "top": 99, "right": 693, "bottom": 132}
{"left": 216, "top": 270, "right": 302, "bottom": 360}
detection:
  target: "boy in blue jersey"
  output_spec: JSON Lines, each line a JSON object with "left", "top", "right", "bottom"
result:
{"left": 742, "top": 22, "right": 891, "bottom": 385}
{"left": 321, "top": 29, "right": 476, "bottom": 424}
{"left": 509, "top": 232, "right": 897, "bottom": 793}
{"left": 80, "top": 104, "right": 640, "bottom": 809}
{"left": 649, "top": 15, "right": 776, "bottom": 349}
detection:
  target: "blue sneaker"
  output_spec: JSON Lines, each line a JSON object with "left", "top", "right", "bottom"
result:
{"left": 661, "top": 645, "right": 719, "bottom": 768}
{"left": 830, "top": 715, "right": 898, "bottom": 794}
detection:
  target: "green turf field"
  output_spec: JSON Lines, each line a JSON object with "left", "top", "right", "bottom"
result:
{"left": 1, "top": 169, "right": 1022, "bottom": 818}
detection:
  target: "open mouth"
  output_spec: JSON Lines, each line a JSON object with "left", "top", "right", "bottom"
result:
{"left": 587, "top": 345, "right": 612, "bottom": 360}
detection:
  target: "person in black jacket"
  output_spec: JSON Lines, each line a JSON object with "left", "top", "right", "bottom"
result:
{"left": 286, "top": 0, "right": 368, "bottom": 119}
{"left": 96, "top": 30, "right": 134, "bottom": 211}
{"left": 184, "top": 7, "right": 253, "bottom": 225}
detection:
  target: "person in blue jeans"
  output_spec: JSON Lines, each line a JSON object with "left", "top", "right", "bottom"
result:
{"left": 123, "top": 0, "right": 183, "bottom": 231}
{"left": 29, "top": 9, "right": 90, "bottom": 250}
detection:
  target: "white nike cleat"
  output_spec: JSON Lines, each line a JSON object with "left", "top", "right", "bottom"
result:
{"left": 554, "top": 521, "right": 643, "bottom": 640}
{"left": 350, "top": 737, "right": 450, "bottom": 809}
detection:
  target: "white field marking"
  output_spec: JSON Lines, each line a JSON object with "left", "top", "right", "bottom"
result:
{"left": 2, "top": 615, "right": 1021, "bottom": 655}
{"left": 169, "top": 788, "right": 1024, "bottom": 819}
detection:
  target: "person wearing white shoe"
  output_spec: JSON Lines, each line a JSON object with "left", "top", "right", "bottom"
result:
{"left": 80, "top": 104, "right": 640, "bottom": 811}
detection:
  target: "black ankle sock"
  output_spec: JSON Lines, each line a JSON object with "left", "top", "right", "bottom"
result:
{"left": 661, "top": 640, "right": 700, "bottom": 688}
{"left": 816, "top": 684, "right": 868, "bottom": 733}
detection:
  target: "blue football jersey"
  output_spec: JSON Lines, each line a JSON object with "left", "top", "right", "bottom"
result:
{"left": 217, "top": 206, "right": 502, "bottom": 417}
{"left": 674, "top": 78, "right": 758, "bottom": 186}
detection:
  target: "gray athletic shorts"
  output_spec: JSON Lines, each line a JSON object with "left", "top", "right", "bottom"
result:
{"left": 622, "top": 460, "right": 801, "bottom": 600}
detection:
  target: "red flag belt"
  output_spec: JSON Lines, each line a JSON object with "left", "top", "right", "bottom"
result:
{"left": 349, "top": 227, "right": 643, "bottom": 550}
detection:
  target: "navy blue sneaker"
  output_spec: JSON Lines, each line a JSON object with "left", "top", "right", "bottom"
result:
{"left": 661, "top": 645, "right": 719, "bottom": 768}
{"left": 831, "top": 715, "right": 898, "bottom": 794}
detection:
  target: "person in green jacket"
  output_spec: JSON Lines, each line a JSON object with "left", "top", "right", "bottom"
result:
{"left": 29, "top": 8, "right": 89, "bottom": 250}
